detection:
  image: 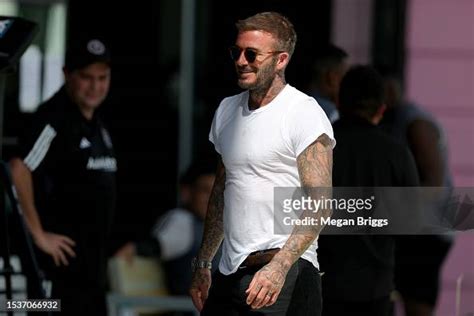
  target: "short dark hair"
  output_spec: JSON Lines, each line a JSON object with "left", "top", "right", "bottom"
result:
{"left": 179, "top": 161, "right": 215, "bottom": 186}
{"left": 339, "top": 65, "right": 385, "bottom": 118}
{"left": 236, "top": 11, "right": 297, "bottom": 57}
{"left": 313, "top": 44, "right": 348, "bottom": 80}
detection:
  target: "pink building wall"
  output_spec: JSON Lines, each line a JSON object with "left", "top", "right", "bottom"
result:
{"left": 331, "top": 0, "right": 373, "bottom": 64}
{"left": 406, "top": 0, "right": 474, "bottom": 187}
{"left": 406, "top": 1, "right": 474, "bottom": 315}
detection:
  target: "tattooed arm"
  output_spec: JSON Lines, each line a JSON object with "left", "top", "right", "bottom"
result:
{"left": 190, "top": 156, "right": 226, "bottom": 311}
{"left": 245, "top": 134, "right": 333, "bottom": 309}
{"left": 277, "top": 133, "right": 333, "bottom": 265}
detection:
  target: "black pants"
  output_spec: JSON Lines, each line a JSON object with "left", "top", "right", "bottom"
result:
{"left": 36, "top": 244, "right": 108, "bottom": 316}
{"left": 202, "top": 258, "right": 321, "bottom": 316}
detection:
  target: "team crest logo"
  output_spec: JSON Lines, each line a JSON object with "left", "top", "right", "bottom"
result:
{"left": 87, "top": 39, "right": 105, "bottom": 55}
{"left": 0, "top": 19, "right": 13, "bottom": 39}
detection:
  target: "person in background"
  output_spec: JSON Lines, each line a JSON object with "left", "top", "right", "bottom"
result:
{"left": 307, "top": 44, "right": 349, "bottom": 123}
{"left": 9, "top": 37, "right": 116, "bottom": 316}
{"left": 115, "top": 161, "right": 219, "bottom": 296}
{"left": 317, "top": 65, "right": 420, "bottom": 316}
{"left": 379, "top": 71, "right": 453, "bottom": 316}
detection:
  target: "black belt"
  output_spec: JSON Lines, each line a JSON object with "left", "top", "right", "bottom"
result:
{"left": 240, "top": 248, "right": 280, "bottom": 268}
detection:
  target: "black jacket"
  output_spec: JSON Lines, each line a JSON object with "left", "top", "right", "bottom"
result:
{"left": 17, "top": 86, "right": 116, "bottom": 290}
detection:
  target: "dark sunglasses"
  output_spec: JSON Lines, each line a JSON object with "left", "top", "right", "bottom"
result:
{"left": 229, "top": 46, "right": 283, "bottom": 63}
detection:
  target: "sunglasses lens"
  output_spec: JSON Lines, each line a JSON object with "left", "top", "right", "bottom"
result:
{"left": 244, "top": 49, "right": 257, "bottom": 63}
{"left": 229, "top": 47, "right": 258, "bottom": 63}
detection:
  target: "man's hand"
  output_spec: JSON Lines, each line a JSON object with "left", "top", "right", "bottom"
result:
{"left": 189, "top": 268, "right": 212, "bottom": 312}
{"left": 34, "top": 231, "right": 76, "bottom": 266}
{"left": 245, "top": 260, "right": 289, "bottom": 309}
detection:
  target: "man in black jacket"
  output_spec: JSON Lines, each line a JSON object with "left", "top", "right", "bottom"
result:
{"left": 10, "top": 37, "right": 115, "bottom": 315}
{"left": 317, "top": 65, "right": 419, "bottom": 316}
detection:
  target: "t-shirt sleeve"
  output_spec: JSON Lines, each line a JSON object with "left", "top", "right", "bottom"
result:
{"left": 17, "top": 112, "right": 58, "bottom": 172}
{"left": 285, "top": 98, "right": 336, "bottom": 157}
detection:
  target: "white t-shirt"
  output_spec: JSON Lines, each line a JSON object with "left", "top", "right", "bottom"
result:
{"left": 209, "top": 84, "right": 335, "bottom": 275}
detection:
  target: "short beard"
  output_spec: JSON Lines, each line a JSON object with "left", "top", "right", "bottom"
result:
{"left": 238, "top": 57, "right": 278, "bottom": 91}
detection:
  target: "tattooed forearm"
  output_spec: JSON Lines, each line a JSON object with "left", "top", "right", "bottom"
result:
{"left": 273, "top": 134, "right": 333, "bottom": 268}
{"left": 198, "top": 157, "right": 226, "bottom": 260}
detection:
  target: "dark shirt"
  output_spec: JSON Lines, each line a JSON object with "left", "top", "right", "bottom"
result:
{"left": 318, "top": 115, "right": 419, "bottom": 301}
{"left": 311, "top": 92, "right": 339, "bottom": 123}
{"left": 17, "top": 86, "right": 116, "bottom": 290}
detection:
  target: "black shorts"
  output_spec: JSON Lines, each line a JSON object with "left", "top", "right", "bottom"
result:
{"left": 394, "top": 235, "right": 453, "bottom": 306}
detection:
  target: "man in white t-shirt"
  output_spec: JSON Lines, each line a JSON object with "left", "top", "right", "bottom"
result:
{"left": 189, "top": 12, "right": 335, "bottom": 315}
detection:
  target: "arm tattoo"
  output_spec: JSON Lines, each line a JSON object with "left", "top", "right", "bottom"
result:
{"left": 297, "top": 134, "right": 333, "bottom": 188}
{"left": 274, "top": 134, "right": 333, "bottom": 269}
{"left": 198, "top": 157, "right": 226, "bottom": 260}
